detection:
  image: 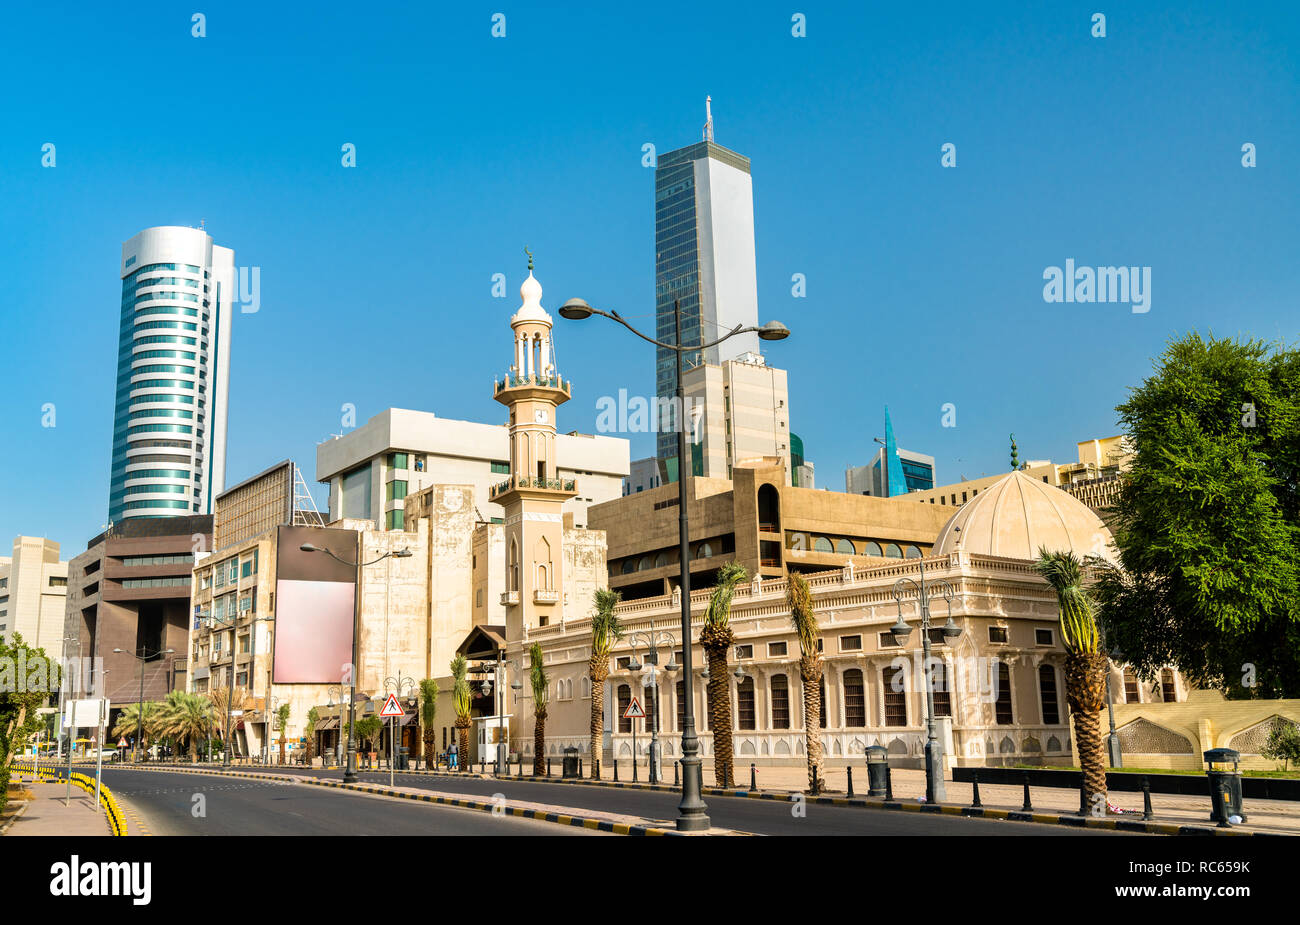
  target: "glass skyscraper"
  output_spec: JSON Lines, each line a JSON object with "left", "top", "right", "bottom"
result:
{"left": 108, "top": 226, "right": 233, "bottom": 524}
{"left": 654, "top": 138, "right": 761, "bottom": 466}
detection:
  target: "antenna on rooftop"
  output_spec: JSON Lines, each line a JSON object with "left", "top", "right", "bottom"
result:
{"left": 291, "top": 463, "right": 323, "bottom": 526}
{"left": 703, "top": 96, "right": 714, "bottom": 142}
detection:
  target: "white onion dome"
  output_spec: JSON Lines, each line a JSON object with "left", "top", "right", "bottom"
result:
{"left": 510, "top": 270, "right": 551, "bottom": 327}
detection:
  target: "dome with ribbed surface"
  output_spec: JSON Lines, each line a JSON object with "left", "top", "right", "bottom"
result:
{"left": 933, "top": 470, "right": 1116, "bottom": 563}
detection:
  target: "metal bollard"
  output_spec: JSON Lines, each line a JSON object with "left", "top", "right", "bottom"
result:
{"left": 885, "top": 764, "right": 893, "bottom": 801}
{"left": 674, "top": 760, "right": 680, "bottom": 786}
{"left": 547, "top": 758, "right": 552, "bottom": 778}
{"left": 846, "top": 765, "right": 854, "bottom": 799}
{"left": 632, "top": 754, "right": 638, "bottom": 782}
{"left": 1142, "top": 776, "right": 1153, "bottom": 821}
{"left": 750, "top": 763, "right": 757, "bottom": 791}
{"left": 613, "top": 760, "right": 619, "bottom": 782}
{"left": 1021, "top": 771, "right": 1033, "bottom": 812}
{"left": 971, "top": 769, "right": 982, "bottom": 808}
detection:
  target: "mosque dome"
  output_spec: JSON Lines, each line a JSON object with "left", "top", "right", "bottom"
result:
{"left": 933, "top": 470, "right": 1117, "bottom": 563}
{"left": 510, "top": 270, "right": 551, "bottom": 326}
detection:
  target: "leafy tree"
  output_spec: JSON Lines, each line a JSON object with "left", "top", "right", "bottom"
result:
{"left": 786, "top": 571, "right": 825, "bottom": 794}
{"left": 304, "top": 706, "right": 319, "bottom": 762}
{"left": 276, "top": 703, "right": 291, "bottom": 764}
{"left": 1, "top": 634, "right": 56, "bottom": 814}
{"left": 700, "top": 561, "right": 747, "bottom": 788}
{"left": 451, "top": 655, "right": 471, "bottom": 770}
{"left": 587, "top": 589, "right": 622, "bottom": 777}
{"left": 1261, "top": 722, "right": 1300, "bottom": 771}
{"left": 154, "top": 691, "right": 216, "bottom": 761}
{"left": 1093, "top": 334, "right": 1300, "bottom": 697}
{"left": 355, "top": 715, "right": 382, "bottom": 761}
{"left": 529, "top": 643, "right": 549, "bottom": 776}
{"left": 112, "top": 701, "right": 163, "bottom": 762}
{"left": 419, "top": 678, "right": 439, "bottom": 769}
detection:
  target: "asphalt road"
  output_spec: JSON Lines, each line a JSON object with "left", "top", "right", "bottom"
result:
{"left": 99, "top": 767, "right": 600, "bottom": 836}
{"left": 262, "top": 766, "right": 1136, "bottom": 836}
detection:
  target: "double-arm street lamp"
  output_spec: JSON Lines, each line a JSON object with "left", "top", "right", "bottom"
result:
{"left": 383, "top": 674, "right": 417, "bottom": 786}
{"left": 300, "top": 539, "right": 412, "bottom": 784}
{"left": 888, "top": 558, "right": 962, "bottom": 804}
{"left": 113, "top": 645, "right": 174, "bottom": 763}
{"left": 469, "top": 658, "right": 522, "bottom": 774}
{"left": 559, "top": 295, "right": 789, "bottom": 832}
{"left": 624, "top": 630, "right": 678, "bottom": 784}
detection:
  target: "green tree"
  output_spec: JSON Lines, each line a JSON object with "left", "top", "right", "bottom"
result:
{"left": 1, "top": 634, "right": 58, "bottom": 814}
{"left": 154, "top": 691, "right": 216, "bottom": 761}
{"left": 786, "top": 571, "right": 825, "bottom": 794}
{"left": 450, "top": 655, "right": 471, "bottom": 770}
{"left": 1261, "top": 722, "right": 1300, "bottom": 771}
{"left": 587, "top": 589, "right": 622, "bottom": 778}
{"left": 112, "top": 701, "right": 163, "bottom": 762}
{"left": 354, "top": 715, "right": 382, "bottom": 762}
{"left": 700, "top": 561, "right": 747, "bottom": 788}
{"left": 1093, "top": 334, "right": 1300, "bottom": 698}
{"left": 276, "top": 703, "right": 291, "bottom": 764}
{"left": 529, "top": 643, "right": 549, "bottom": 776}
{"left": 304, "top": 706, "right": 319, "bottom": 762}
{"left": 419, "top": 678, "right": 439, "bottom": 769}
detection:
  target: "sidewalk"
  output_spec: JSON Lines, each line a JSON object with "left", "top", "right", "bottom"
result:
{"left": 4, "top": 779, "right": 111, "bottom": 837}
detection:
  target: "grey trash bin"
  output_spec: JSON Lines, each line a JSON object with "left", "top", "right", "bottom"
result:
{"left": 1204, "top": 748, "right": 1246, "bottom": 825}
{"left": 562, "top": 747, "right": 580, "bottom": 779}
{"left": 397, "top": 746, "right": 409, "bottom": 771}
{"left": 864, "top": 744, "right": 889, "bottom": 796}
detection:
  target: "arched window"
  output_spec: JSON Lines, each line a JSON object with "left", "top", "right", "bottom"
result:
{"left": 1161, "top": 669, "right": 1177, "bottom": 703}
{"left": 1039, "top": 665, "right": 1060, "bottom": 724}
{"left": 580, "top": 676, "right": 590, "bottom": 698}
{"left": 737, "top": 677, "right": 756, "bottom": 730}
{"left": 819, "top": 676, "right": 828, "bottom": 728}
{"left": 509, "top": 540, "right": 519, "bottom": 591}
{"left": 929, "top": 661, "right": 951, "bottom": 717}
{"left": 904, "top": 545, "right": 922, "bottom": 559}
{"left": 757, "top": 483, "right": 780, "bottom": 533}
{"left": 844, "top": 669, "right": 866, "bottom": 727}
{"left": 771, "top": 675, "right": 790, "bottom": 729}
{"left": 676, "top": 680, "right": 686, "bottom": 732}
{"left": 884, "top": 543, "right": 903, "bottom": 558}
{"left": 695, "top": 542, "right": 713, "bottom": 560}
{"left": 995, "top": 663, "right": 1014, "bottom": 724}
{"left": 863, "top": 541, "right": 883, "bottom": 557}
{"left": 813, "top": 536, "right": 833, "bottom": 553}
{"left": 620, "top": 559, "right": 636, "bottom": 575}
{"left": 882, "top": 666, "right": 906, "bottom": 726}
{"left": 835, "top": 538, "right": 855, "bottom": 555}
{"left": 654, "top": 551, "right": 668, "bottom": 568}
{"left": 1123, "top": 668, "right": 1139, "bottom": 703}
{"left": 637, "top": 556, "right": 652, "bottom": 571}
{"left": 617, "top": 684, "right": 632, "bottom": 733}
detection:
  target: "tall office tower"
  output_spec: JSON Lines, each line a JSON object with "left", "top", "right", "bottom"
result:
{"left": 108, "top": 226, "right": 234, "bottom": 523}
{"left": 654, "top": 99, "right": 761, "bottom": 472}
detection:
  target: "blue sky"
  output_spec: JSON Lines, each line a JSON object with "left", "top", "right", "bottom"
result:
{"left": 2, "top": 1, "right": 1298, "bottom": 553}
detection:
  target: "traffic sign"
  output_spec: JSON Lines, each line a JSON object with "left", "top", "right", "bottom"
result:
{"left": 622, "top": 697, "right": 646, "bottom": 720}
{"left": 379, "top": 694, "right": 404, "bottom": 718}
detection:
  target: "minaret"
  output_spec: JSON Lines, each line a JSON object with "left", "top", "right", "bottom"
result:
{"left": 490, "top": 252, "right": 576, "bottom": 640}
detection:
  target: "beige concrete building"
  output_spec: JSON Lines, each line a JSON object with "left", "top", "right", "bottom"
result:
{"left": 0, "top": 536, "right": 69, "bottom": 652}
{"left": 682, "top": 352, "right": 791, "bottom": 484}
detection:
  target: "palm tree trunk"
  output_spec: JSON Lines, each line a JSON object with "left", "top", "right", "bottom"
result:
{"left": 455, "top": 717, "right": 470, "bottom": 770}
{"left": 1065, "top": 651, "right": 1109, "bottom": 811}
{"left": 423, "top": 730, "right": 436, "bottom": 769}
{"left": 703, "top": 640, "right": 734, "bottom": 788}
{"left": 589, "top": 660, "right": 608, "bottom": 778}
{"left": 533, "top": 707, "right": 547, "bottom": 776}
{"left": 801, "top": 657, "right": 826, "bottom": 794}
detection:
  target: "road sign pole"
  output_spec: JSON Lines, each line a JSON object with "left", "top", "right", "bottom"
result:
{"left": 94, "top": 698, "right": 104, "bottom": 810}
{"left": 65, "top": 708, "right": 73, "bottom": 806}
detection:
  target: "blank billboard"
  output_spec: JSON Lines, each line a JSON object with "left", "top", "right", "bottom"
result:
{"left": 273, "top": 525, "right": 358, "bottom": 684}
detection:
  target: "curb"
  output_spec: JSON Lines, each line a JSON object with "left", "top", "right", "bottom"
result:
{"left": 0, "top": 800, "right": 31, "bottom": 836}
{"left": 99, "top": 764, "right": 680, "bottom": 836}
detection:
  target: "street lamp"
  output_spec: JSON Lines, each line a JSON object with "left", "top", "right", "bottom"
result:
{"left": 301, "top": 540, "right": 412, "bottom": 783}
{"left": 887, "top": 557, "right": 961, "bottom": 804}
{"left": 383, "top": 674, "right": 416, "bottom": 786}
{"left": 559, "top": 295, "right": 789, "bottom": 833}
{"left": 624, "top": 630, "right": 678, "bottom": 784}
{"left": 113, "top": 645, "right": 174, "bottom": 763}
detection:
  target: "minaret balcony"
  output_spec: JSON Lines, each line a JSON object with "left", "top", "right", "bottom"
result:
{"left": 494, "top": 374, "right": 571, "bottom": 396}
{"left": 489, "top": 476, "right": 578, "bottom": 499}
{"left": 500, "top": 590, "right": 520, "bottom": 606}
{"left": 533, "top": 589, "right": 559, "bottom": 605}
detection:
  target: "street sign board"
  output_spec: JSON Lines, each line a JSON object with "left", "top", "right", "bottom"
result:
{"left": 379, "top": 694, "right": 404, "bottom": 718}
{"left": 63, "top": 698, "right": 106, "bottom": 729}
{"left": 622, "top": 697, "right": 646, "bottom": 719}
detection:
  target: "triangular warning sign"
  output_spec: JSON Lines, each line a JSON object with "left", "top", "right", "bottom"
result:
{"left": 379, "top": 694, "right": 404, "bottom": 718}
{"left": 622, "top": 697, "right": 646, "bottom": 719}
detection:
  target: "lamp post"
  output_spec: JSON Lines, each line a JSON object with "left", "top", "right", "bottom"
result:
{"left": 887, "top": 557, "right": 962, "bottom": 804}
{"left": 625, "top": 630, "right": 678, "bottom": 785}
{"left": 300, "top": 539, "right": 412, "bottom": 784}
{"left": 1103, "top": 641, "right": 1124, "bottom": 768}
{"left": 199, "top": 611, "right": 240, "bottom": 768}
{"left": 383, "top": 675, "right": 416, "bottom": 787}
{"left": 113, "top": 645, "right": 174, "bottom": 763}
{"left": 469, "top": 658, "right": 519, "bottom": 774}
{"left": 559, "top": 295, "right": 789, "bottom": 832}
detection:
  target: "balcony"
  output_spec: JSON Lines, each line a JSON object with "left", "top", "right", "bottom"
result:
{"left": 494, "top": 374, "right": 571, "bottom": 395}
{"left": 500, "top": 590, "right": 520, "bottom": 606}
{"left": 533, "top": 589, "right": 559, "bottom": 605}
{"left": 488, "top": 476, "right": 577, "bottom": 499}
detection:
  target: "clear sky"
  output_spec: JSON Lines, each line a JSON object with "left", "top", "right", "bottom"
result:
{"left": 2, "top": 1, "right": 1297, "bottom": 554}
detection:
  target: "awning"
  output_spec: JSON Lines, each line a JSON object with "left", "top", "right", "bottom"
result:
{"left": 457, "top": 624, "right": 506, "bottom": 660}
{"left": 315, "top": 718, "right": 339, "bottom": 731}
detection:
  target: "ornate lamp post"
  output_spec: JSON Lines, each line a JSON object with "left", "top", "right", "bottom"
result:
{"left": 559, "top": 295, "right": 789, "bottom": 832}
{"left": 383, "top": 674, "right": 416, "bottom": 786}
{"left": 300, "top": 540, "right": 412, "bottom": 784}
{"left": 625, "top": 630, "right": 679, "bottom": 784}
{"left": 887, "top": 557, "right": 962, "bottom": 804}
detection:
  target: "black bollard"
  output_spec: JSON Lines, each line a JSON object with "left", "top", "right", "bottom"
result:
{"left": 1142, "top": 776, "right": 1153, "bottom": 821}
{"left": 846, "top": 765, "right": 854, "bottom": 799}
{"left": 633, "top": 754, "right": 638, "bottom": 783}
{"left": 613, "top": 759, "right": 619, "bottom": 782}
{"left": 750, "top": 763, "right": 757, "bottom": 791}
{"left": 1021, "top": 772, "right": 1033, "bottom": 812}
{"left": 674, "top": 760, "right": 680, "bottom": 786}
{"left": 547, "top": 758, "right": 552, "bottom": 778}
{"left": 971, "top": 769, "right": 982, "bottom": 808}
{"left": 885, "top": 764, "right": 893, "bottom": 801}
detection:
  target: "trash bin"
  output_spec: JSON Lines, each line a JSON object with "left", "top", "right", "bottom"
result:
{"left": 397, "top": 746, "right": 409, "bottom": 771}
{"left": 1204, "top": 748, "right": 1246, "bottom": 825}
{"left": 562, "top": 747, "right": 580, "bottom": 779}
{"left": 864, "top": 744, "right": 889, "bottom": 797}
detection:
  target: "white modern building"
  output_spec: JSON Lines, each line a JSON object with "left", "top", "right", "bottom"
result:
{"left": 108, "top": 226, "right": 234, "bottom": 523}
{"left": 0, "top": 536, "right": 68, "bottom": 652}
{"left": 316, "top": 408, "right": 630, "bottom": 531}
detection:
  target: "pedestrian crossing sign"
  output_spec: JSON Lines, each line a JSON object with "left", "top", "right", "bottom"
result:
{"left": 380, "top": 694, "right": 404, "bottom": 718}
{"left": 622, "top": 697, "right": 646, "bottom": 719}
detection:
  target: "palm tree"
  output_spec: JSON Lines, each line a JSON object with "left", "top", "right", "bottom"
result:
{"left": 154, "top": 691, "right": 216, "bottom": 761}
{"left": 112, "top": 701, "right": 161, "bottom": 761}
{"left": 275, "top": 703, "right": 291, "bottom": 765}
{"left": 1034, "top": 548, "right": 1108, "bottom": 812}
{"left": 700, "top": 561, "right": 747, "bottom": 788}
{"left": 450, "top": 654, "right": 471, "bottom": 771}
{"left": 588, "top": 589, "right": 622, "bottom": 778}
{"left": 304, "top": 707, "right": 319, "bottom": 763}
{"left": 529, "top": 643, "right": 549, "bottom": 776}
{"left": 419, "top": 678, "right": 439, "bottom": 770}
{"left": 787, "top": 570, "right": 826, "bottom": 794}
{"left": 208, "top": 687, "right": 254, "bottom": 759}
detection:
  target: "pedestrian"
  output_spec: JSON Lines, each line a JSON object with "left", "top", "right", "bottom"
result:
{"left": 448, "top": 744, "right": 458, "bottom": 771}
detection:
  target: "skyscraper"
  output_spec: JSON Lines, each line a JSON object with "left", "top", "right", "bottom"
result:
{"left": 108, "top": 226, "right": 234, "bottom": 523}
{"left": 654, "top": 100, "right": 761, "bottom": 468}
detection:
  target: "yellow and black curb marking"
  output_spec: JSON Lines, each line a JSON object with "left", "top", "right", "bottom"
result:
{"left": 9, "top": 764, "right": 128, "bottom": 836}
{"left": 104, "top": 764, "right": 679, "bottom": 836}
